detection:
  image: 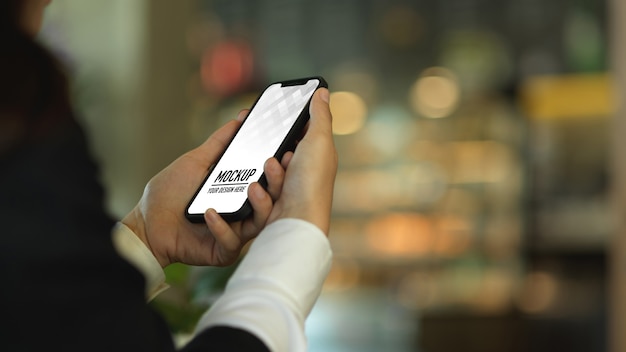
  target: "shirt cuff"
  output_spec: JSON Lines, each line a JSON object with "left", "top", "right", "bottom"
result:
{"left": 193, "top": 218, "right": 332, "bottom": 352}
{"left": 111, "top": 222, "right": 169, "bottom": 301}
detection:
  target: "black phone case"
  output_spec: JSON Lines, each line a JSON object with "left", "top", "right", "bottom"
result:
{"left": 185, "top": 76, "right": 328, "bottom": 223}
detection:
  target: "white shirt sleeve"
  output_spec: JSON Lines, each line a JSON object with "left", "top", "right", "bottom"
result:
{"left": 111, "top": 223, "right": 170, "bottom": 301}
{"left": 193, "top": 218, "right": 333, "bottom": 352}
{"left": 111, "top": 218, "right": 332, "bottom": 351}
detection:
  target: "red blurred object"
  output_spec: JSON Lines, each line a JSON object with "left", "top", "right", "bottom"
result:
{"left": 201, "top": 40, "right": 254, "bottom": 97}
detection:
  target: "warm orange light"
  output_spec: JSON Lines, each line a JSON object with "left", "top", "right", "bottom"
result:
{"left": 365, "top": 213, "right": 434, "bottom": 257}
{"left": 447, "top": 141, "right": 515, "bottom": 184}
{"left": 330, "top": 91, "right": 368, "bottom": 135}
{"left": 517, "top": 272, "right": 559, "bottom": 314}
{"left": 409, "top": 67, "right": 460, "bottom": 118}
{"left": 473, "top": 269, "right": 516, "bottom": 313}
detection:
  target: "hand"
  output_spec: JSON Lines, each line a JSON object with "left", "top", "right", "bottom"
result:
{"left": 122, "top": 112, "right": 286, "bottom": 268}
{"left": 267, "top": 88, "right": 338, "bottom": 235}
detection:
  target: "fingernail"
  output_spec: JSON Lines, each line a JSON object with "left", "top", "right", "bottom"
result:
{"left": 319, "top": 88, "right": 330, "bottom": 103}
{"left": 252, "top": 183, "right": 266, "bottom": 199}
{"left": 236, "top": 109, "right": 248, "bottom": 122}
{"left": 206, "top": 208, "right": 219, "bottom": 223}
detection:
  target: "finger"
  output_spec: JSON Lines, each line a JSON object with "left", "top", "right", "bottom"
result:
{"left": 204, "top": 209, "right": 241, "bottom": 262}
{"left": 244, "top": 182, "right": 273, "bottom": 240}
{"left": 281, "top": 151, "right": 294, "bottom": 169}
{"left": 237, "top": 109, "right": 250, "bottom": 122}
{"left": 300, "top": 120, "right": 311, "bottom": 138}
{"left": 306, "top": 88, "right": 338, "bottom": 167}
{"left": 307, "top": 88, "right": 333, "bottom": 138}
{"left": 264, "top": 157, "right": 284, "bottom": 201}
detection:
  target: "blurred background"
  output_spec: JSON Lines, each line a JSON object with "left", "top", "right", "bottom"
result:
{"left": 38, "top": 0, "right": 625, "bottom": 351}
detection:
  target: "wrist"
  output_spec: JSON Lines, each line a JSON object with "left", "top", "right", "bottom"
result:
{"left": 112, "top": 223, "right": 170, "bottom": 300}
{"left": 122, "top": 206, "right": 145, "bottom": 241}
{"left": 121, "top": 207, "right": 165, "bottom": 266}
{"left": 270, "top": 201, "right": 331, "bottom": 236}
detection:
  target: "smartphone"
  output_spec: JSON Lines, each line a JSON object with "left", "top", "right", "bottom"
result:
{"left": 185, "top": 76, "right": 328, "bottom": 223}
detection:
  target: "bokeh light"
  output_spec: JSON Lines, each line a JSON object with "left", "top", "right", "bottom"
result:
{"left": 410, "top": 67, "right": 460, "bottom": 118}
{"left": 366, "top": 213, "right": 434, "bottom": 258}
{"left": 200, "top": 40, "right": 254, "bottom": 97}
{"left": 330, "top": 91, "right": 368, "bottom": 135}
{"left": 447, "top": 141, "right": 514, "bottom": 184}
{"left": 517, "top": 271, "right": 559, "bottom": 314}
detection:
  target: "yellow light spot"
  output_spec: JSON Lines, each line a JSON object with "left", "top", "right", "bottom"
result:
{"left": 410, "top": 67, "right": 460, "bottom": 118}
{"left": 330, "top": 91, "right": 367, "bottom": 135}
{"left": 366, "top": 213, "right": 433, "bottom": 257}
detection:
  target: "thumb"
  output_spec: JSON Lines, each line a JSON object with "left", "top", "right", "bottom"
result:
{"left": 307, "top": 88, "right": 333, "bottom": 138}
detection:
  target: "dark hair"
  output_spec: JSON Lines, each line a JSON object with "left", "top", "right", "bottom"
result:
{"left": 0, "top": 0, "right": 73, "bottom": 156}
{"left": 0, "top": 0, "right": 116, "bottom": 236}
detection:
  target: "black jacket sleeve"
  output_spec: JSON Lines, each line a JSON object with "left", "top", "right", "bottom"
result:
{"left": 0, "top": 119, "right": 268, "bottom": 351}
